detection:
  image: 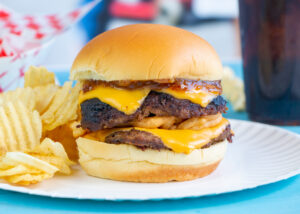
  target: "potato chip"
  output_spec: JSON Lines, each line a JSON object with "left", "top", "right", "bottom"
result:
{"left": 41, "top": 82, "right": 80, "bottom": 131}
{"left": 222, "top": 67, "right": 246, "bottom": 111}
{"left": 0, "top": 65, "right": 80, "bottom": 185}
{"left": 35, "top": 138, "right": 73, "bottom": 165}
{"left": 24, "top": 66, "right": 55, "bottom": 88}
{"left": 30, "top": 138, "right": 74, "bottom": 175}
{"left": 0, "top": 139, "right": 73, "bottom": 185}
{"left": 31, "top": 154, "right": 72, "bottom": 175}
{"left": 3, "top": 152, "right": 58, "bottom": 174}
{"left": 0, "top": 102, "right": 42, "bottom": 152}
{"left": 0, "top": 126, "right": 7, "bottom": 156}
{"left": 4, "top": 173, "right": 53, "bottom": 185}
{"left": 34, "top": 84, "right": 59, "bottom": 114}
{"left": 0, "top": 165, "right": 40, "bottom": 176}
{"left": 45, "top": 123, "right": 80, "bottom": 161}
{"left": 0, "top": 87, "right": 36, "bottom": 110}
{"left": 41, "top": 82, "right": 72, "bottom": 124}
{"left": 0, "top": 151, "right": 58, "bottom": 185}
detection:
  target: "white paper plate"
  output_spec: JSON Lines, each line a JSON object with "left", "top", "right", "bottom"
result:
{"left": 0, "top": 119, "right": 299, "bottom": 201}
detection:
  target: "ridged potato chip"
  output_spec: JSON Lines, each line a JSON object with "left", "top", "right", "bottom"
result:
{"left": 35, "top": 138, "right": 72, "bottom": 163}
{"left": 41, "top": 82, "right": 80, "bottom": 131}
{"left": 3, "top": 152, "right": 58, "bottom": 173}
{"left": 0, "top": 102, "right": 42, "bottom": 153}
{"left": 45, "top": 123, "right": 79, "bottom": 161}
{"left": 0, "top": 65, "right": 79, "bottom": 186}
{"left": 0, "top": 139, "right": 74, "bottom": 185}
{"left": 24, "top": 66, "right": 55, "bottom": 88}
{"left": 41, "top": 82, "right": 72, "bottom": 124}
{"left": 0, "top": 165, "right": 41, "bottom": 176}
{"left": 31, "top": 154, "right": 72, "bottom": 175}
{"left": 34, "top": 84, "right": 59, "bottom": 114}
{"left": 0, "top": 88, "right": 36, "bottom": 110}
{"left": 30, "top": 138, "right": 74, "bottom": 175}
{"left": 4, "top": 173, "right": 53, "bottom": 186}
{"left": 0, "top": 152, "right": 58, "bottom": 185}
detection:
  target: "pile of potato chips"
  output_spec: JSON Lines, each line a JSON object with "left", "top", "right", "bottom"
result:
{"left": 0, "top": 66, "right": 80, "bottom": 185}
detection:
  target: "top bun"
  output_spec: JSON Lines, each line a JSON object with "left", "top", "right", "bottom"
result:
{"left": 70, "top": 24, "right": 223, "bottom": 81}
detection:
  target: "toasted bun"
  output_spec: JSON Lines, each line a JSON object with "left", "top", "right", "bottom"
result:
{"left": 70, "top": 24, "right": 223, "bottom": 81}
{"left": 77, "top": 137, "right": 227, "bottom": 182}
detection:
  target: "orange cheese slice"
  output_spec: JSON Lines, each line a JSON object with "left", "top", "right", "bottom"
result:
{"left": 84, "top": 118, "right": 229, "bottom": 154}
{"left": 79, "top": 85, "right": 150, "bottom": 115}
{"left": 157, "top": 88, "right": 218, "bottom": 107}
{"left": 79, "top": 85, "right": 220, "bottom": 115}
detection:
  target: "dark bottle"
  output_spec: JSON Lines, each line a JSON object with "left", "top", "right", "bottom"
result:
{"left": 238, "top": 0, "right": 300, "bottom": 125}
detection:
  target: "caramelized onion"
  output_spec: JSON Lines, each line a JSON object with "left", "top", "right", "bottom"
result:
{"left": 82, "top": 79, "right": 222, "bottom": 93}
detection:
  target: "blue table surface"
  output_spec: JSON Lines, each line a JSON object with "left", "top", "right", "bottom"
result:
{"left": 1, "top": 63, "right": 299, "bottom": 214}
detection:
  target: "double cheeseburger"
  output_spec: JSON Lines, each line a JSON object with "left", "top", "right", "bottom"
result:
{"left": 71, "top": 24, "right": 233, "bottom": 183}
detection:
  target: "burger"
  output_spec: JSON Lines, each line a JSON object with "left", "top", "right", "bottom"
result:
{"left": 70, "top": 24, "right": 233, "bottom": 183}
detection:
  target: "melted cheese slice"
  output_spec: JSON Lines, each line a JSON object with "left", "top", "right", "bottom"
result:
{"left": 84, "top": 118, "right": 229, "bottom": 154}
{"left": 79, "top": 85, "right": 219, "bottom": 115}
{"left": 79, "top": 86, "right": 150, "bottom": 115}
{"left": 157, "top": 88, "right": 218, "bottom": 107}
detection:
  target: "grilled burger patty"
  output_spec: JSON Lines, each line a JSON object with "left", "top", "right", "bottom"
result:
{"left": 81, "top": 91, "right": 227, "bottom": 131}
{"left": 105, "top": 125, "right": 232, "bottom": 151}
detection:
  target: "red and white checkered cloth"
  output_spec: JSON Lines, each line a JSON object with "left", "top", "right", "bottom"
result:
{"left": 0, "top": 0, "right": 100, "bottom": 92}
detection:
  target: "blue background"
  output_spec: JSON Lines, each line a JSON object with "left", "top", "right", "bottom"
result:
{"left": 0, "top": 63, "right": 299, "bottom": 213}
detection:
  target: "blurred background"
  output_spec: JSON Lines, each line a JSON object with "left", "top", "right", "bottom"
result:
{"left": 0, "top": 0, "right": 240, "bottom": 67}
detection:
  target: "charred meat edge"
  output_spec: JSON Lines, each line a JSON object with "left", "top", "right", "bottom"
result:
{"left": 105, "top": 125, "right": 233, "bottom": 151}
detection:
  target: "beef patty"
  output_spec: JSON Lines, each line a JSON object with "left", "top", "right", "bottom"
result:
{"left": 80, "top": 91, "right": 227, "bottom": 131}
{"left": 105, "top": 125, "right": 232, "bottom": 151}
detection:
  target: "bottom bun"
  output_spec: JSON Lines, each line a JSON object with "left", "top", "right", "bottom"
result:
{"left": 77, "top": 138, "right": 227, "bottom": 183}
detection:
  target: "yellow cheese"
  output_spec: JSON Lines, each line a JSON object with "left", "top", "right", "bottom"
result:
{"left": 79, "top": 84, "right": 219, "bottom": 115}
{"left": 84, "top": 118, "right": 229, "bottom": 154}
{"left": 157, "top": 88, "right": 218, "bottom": 107}
{"left": 79, "top": 86, "right": 150, "bottom": 115}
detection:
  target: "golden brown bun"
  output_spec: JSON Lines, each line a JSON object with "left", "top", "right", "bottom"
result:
{"left": 70, "top": 24, "right": 223, "bottom": 81}
{"left": 77, "top": 137, "right": 227, "bottom": 182}
{"left": 80, "top": 159, "right": 220, "bottom": 183}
